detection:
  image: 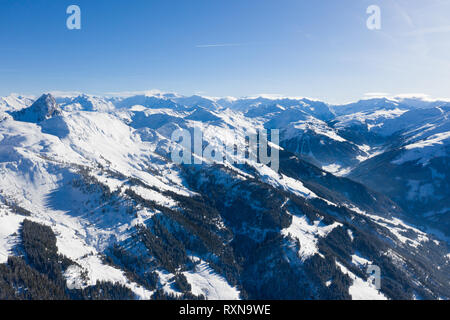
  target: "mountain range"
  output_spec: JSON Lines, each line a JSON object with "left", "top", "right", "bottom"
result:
{"left": 0, "top": 92, "right": 448, "bottom": 300}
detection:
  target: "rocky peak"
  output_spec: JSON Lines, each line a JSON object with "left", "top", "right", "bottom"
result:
{"left": 11, "top": 93, "right": 61, "bottom": 123}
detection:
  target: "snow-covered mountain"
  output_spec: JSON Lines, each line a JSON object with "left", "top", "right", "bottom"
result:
{"left": 349, "top": 105, "right": 450, "bottom": 240}
{"left": 0, "top": 92, "right": 448, "bottom": 300}
{"left": 0, "top": 94, "right": 34, "bottom": 112}
{"left": 10, "top": 94, "right": 61, "bottom": 123}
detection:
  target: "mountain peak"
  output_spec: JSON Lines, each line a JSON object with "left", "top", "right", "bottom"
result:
{"left": 11, "top": 93, "right": 61, "bottom": 123}
{"left": 36, "top": 93, "right": 56, "bottom": 105}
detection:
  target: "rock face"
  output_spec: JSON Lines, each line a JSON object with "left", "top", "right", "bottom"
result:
{"left": 11, "top": 94, "right": 61, "bottom": 123}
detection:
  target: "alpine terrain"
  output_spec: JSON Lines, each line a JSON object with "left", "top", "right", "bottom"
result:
{"left": 0, "top": 92, "right": 448, "bottom": 300}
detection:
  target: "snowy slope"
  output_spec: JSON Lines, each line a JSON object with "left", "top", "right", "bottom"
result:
{"left": 0, "top": 92, "right": 448, "bottom": 300}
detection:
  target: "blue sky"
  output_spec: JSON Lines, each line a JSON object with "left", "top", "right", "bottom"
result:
{"left": 0, "top": 0, "right": 449, "bottom": 103}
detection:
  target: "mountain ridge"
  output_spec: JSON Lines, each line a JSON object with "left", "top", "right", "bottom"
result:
{"left": 0, "top": 91, "right": 448, "bottom": 300}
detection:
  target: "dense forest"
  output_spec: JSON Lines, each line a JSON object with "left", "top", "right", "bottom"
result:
{"left": 0, "top": 220, "right": 135, "bottom": 300}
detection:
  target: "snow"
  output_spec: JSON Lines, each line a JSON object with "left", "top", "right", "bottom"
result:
{"left": 345, "top": 205, "right": 430, "bottom": 248}
{"left": 183, "top": 258, "right": 240, "bottom": 300}
{"left": 58, "top": 95, "right": 115, "bottom": 113}
{"left": 351, "top": 253, "right": 371, "bottom": 267}
{"left": 155, "top": 270, "right": 183, "bottom": 297}
{"left": 90, "top": 173, "right": 125, "bottom": 193}
{"left": 405, "top": 131, "right": 450, "bottom": 150}
{"left": 336, "top": 262, "right": 387, "bottom": 300}
{"left": 0, "top": 207, "right": 153, "bottom": 299}
{"left": 0, "top": 92, "right": 447, "bottom": 300}
{"left": 0, "top": 94, "right": 34, "bottom": 112}
{"left": 130, "top": 185, "right": 177, "bottom": 208}
{"left": 347, "top": 229, "right": 354, "bottom": 241}
{"left": 322, "top": 164, "right": 351, "bottom": 176}
{"left": 392, "top": 131, "right": 450, "bottom": 165}
{"left": 282, "top": 214, "right": 342, "bottom": 261}
{"left": 356, "top": 145, "right": 383, "bottom": 162}
{"left": 279, "top": 174, "right": 318, "bottom": 198}
{"left": 284, "top": 116, "right": 347, "bottom": 142}
{"left": 255, "top": 165, "right": 317, "bottom": 199}
{"left": 0, "top": 112, "right": 183, "bottom": 299}
{"left": 0, "top": 105, "right": 216, "bottom": 299}
{"left": 64, "top": 254, "right": 154, "bottom": 299}
{"left": 335, "top": 108, "right": 409, "bottom": 134}
{"left": 0, "top": 210, "right": 24, "bottom": 263}
{"left": 45, "top": 111, "right": 192, "bottom": 197}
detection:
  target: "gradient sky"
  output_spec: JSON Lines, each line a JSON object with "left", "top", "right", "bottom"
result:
{"left": 0, "top": 0, "right": 449, "bottom": 103}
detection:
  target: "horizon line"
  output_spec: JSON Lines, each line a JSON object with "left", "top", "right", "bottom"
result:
{"left": 2, "top": 90, "right": 450, "bottom": 106}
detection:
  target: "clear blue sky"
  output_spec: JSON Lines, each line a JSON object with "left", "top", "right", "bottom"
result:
{"left": 0, "top": 0, "right": 449, "bottom": 103}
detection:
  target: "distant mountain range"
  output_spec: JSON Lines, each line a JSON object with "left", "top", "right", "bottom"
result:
{"left": 0, "top": 92, "right": 448, "bottom": 300}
